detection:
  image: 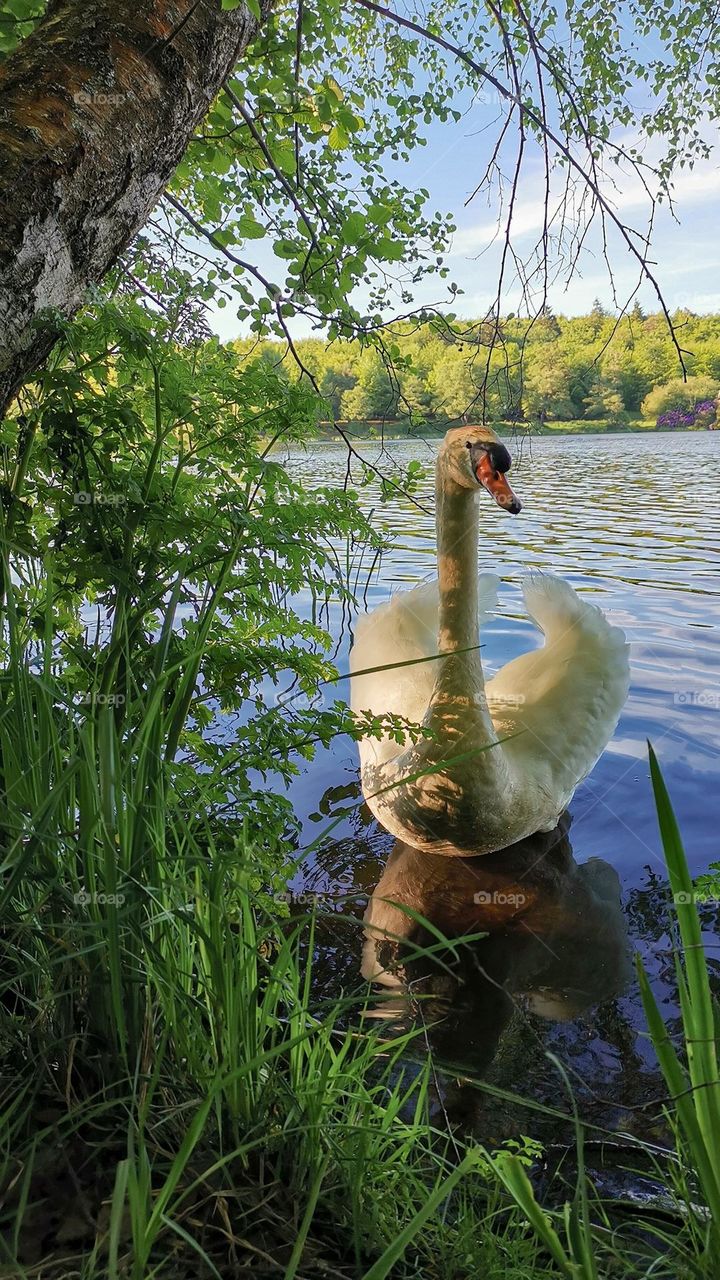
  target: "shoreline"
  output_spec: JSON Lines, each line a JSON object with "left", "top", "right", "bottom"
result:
{"left": 315, "top": 420, "right": 716, "bottom": 440}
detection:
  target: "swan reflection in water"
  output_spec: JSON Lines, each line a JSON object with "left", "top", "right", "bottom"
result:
{"left": 361, "top": 815, "right": 632, "bottom": 1083}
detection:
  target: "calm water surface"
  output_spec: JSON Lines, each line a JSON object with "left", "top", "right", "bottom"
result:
{"left": 270, "top": 432, "right": 720, "bottom": 1145}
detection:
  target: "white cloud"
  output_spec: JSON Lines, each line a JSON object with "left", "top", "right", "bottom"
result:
{"left": 449, "top": 147, "right": 720, "bottom": 261}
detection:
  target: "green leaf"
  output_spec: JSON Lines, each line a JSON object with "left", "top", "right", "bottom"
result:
{"left": 236, "top": 215, "right": 266, "bottom": 240}
{"left": 492, "top": 1154, "right": 575, "bottom": 1277}
{"left": 367, "top": 202, "right": 394, "bottom": 226}
{"left": 361, "top": 1150, "right": 485, "bottom": 1279}
{"left": 340, "top": 212, "right": 366, "bottom": 246}
{"left": 325, "top": 76, "right": 344, "bottom": 101}
{"left": 273, "top": 143, "right": 297, "bottom": 176}
{"left": 375, "top": 237, "right": 404, "bottom": 262}
{"left": 273, "top": 239, "right": 297, "bottom": 259}
{"left": 327, "top": 125, "right": 350, "bottom": 150}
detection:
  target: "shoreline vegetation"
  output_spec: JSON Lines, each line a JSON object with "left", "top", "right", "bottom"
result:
{"left": 317, "top": 417, "right": 657, "bottom": 438}
{"left": 234, "top": 304, "right": 720, "bottom": 437}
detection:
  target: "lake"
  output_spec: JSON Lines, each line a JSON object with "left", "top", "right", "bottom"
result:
{"left": 270, "top": 431, "right": 720, "bottom": 1148}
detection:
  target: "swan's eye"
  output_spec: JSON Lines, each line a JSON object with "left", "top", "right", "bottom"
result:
{"left": 487, "top": 443, "right": 512, "bottom": 473}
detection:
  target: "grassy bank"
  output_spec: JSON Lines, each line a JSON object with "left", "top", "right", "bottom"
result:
{"left": 319, "top": 418, "right": 661, "bottom": 439}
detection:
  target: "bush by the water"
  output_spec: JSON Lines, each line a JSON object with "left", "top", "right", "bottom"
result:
{"left": 641, "top": 375, "right": 719, "bottom": 426}
{"left": 656, "top": 400, "right": 717, "bottom": 428}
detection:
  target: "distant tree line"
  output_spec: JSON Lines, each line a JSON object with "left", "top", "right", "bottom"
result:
{"left": 231, "top": 302, "right": 720, "bottom": 426}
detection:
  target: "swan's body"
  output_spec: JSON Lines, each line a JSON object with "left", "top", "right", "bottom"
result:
{"left": 350, "top": 426, "right": 630, "bottom": 856}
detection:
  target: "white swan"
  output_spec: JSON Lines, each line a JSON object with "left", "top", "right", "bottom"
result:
{"left": 350, "top": 426, "right": 630, "bottom": 856}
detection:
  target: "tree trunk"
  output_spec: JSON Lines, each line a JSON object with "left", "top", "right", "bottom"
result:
{"left": 0, "top": 0, "right": 271, "bottom": 414}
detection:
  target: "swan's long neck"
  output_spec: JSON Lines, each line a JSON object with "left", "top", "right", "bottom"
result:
{"left": 436, "top": 468, "right": 482, "bottom": 655}
{"left": 429, "top": 458, "right": 503, "bottom": 772}
{"left": 424, "top": 454, "right": 510, "bottom": 770}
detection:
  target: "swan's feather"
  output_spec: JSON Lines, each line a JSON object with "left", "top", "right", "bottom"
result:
{"left": 486, "top": 572, "right": 630, "bottom": 815}
{"left": 350, "top": 568, "right": 629, "bottom": 851}
{"left": 350, "top": 574, "right": 499, "bottom": 766}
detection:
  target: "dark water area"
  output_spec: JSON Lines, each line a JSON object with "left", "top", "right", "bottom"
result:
{"left": 267, "top": 432, "right": 720, "bottom": 1149}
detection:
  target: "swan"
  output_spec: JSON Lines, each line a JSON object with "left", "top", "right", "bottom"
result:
{"left": 349, "top": 425, "right": 630, "bottom": 856}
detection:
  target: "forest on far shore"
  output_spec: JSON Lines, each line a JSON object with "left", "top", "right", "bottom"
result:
{"left": 232, "top": 301, "right": 720, "bottom": 429}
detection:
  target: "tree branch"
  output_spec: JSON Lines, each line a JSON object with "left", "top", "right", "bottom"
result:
{"left": 352, "top": 0, "right": 688, "bottom": 374}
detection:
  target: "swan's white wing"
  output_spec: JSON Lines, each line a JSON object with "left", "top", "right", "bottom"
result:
{"left": 351, "top": 574, "right": 499, "bottom": 767}
{"left": 486, "top": 573, "right": 630, "bottom": 814}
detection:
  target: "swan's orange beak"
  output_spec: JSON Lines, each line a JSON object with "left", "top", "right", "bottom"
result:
{"left": 475, "top": 451, "right": 522, "bottom": 514}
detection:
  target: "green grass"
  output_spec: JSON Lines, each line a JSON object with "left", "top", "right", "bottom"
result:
{"left": 1, "top": 574, "right": 719, "bottom": 1275}
{"left": 0, "top": 581, "right": 549, "bottom": 1277}
{"left": 317, "top": 417, "right": 659, "bottom": 439}
{"left": 531, "top": 417, "right": 651, "bottom": 434}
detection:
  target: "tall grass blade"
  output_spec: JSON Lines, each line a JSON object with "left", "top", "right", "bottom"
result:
{"left": 492, "top": 1152, "right": 575, "bottom": 1278}
{"left": 360, "top": 1149, "right": 484, "bottom": 1280}
{"left": 640, "top": 745, "right": 720, "bottom": 1240}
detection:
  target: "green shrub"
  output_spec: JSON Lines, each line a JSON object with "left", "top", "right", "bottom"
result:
{"left": 641, "top": 375, "right": 719, "bottom": 420}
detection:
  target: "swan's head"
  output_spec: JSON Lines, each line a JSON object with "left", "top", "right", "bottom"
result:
{"left": 439, "top": 426, "right": 522, "bottom": 514}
